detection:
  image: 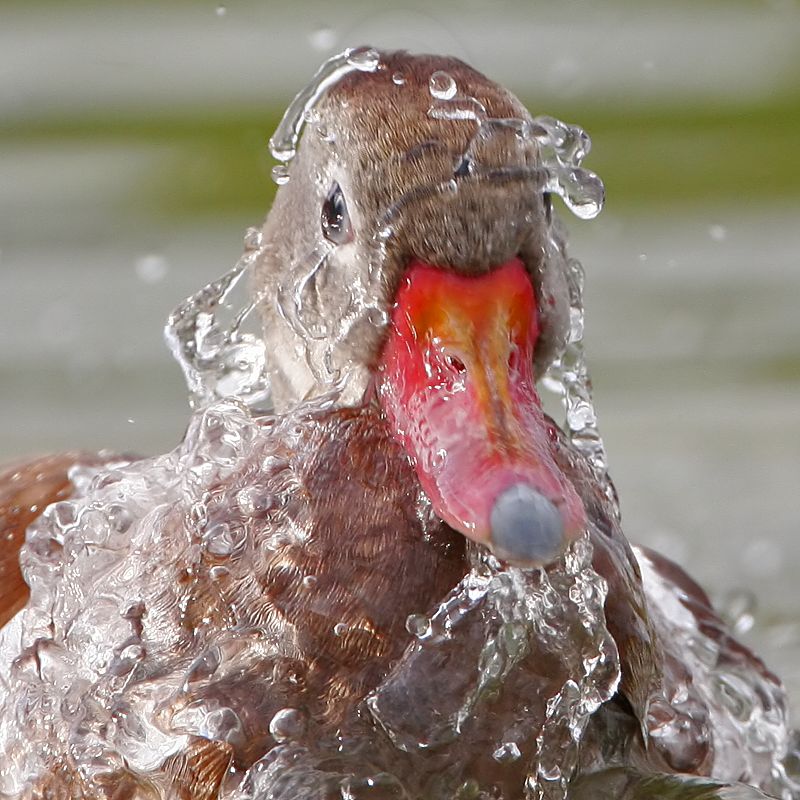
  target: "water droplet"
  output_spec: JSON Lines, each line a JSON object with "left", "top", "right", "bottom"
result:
{"left": 135, "top": 254, "right": 168, "bottom": 284}
{"left": 271, "top": 164, "right": 291, "bottom": 186}
{"left": 184, "top": 647, "right": 222, "bottom": 686}
{"left": 333, "top": 622, "right": 348, "bottom": 637}
{"left": 269, "top": 707, "right": 306, "bottom": 742}
{"left": 347, "top": 47, "right": 380, "bottom": 72}
{"left": 392, "top": 72, "right": 405, "bottom": 86}
{"left": 405, "top": 613, "right": 431, "bottom": 638}
{"left": 533, "top": 115, "right": 605, "bottom": 220}
{"left": 243, "top": 227, "right": 263, "bottom": 250}
{"left": 429, "top": 70, "right": 457, "bottom": 100}
{"left": 709, "top": 224, "right": 727, "bottom": 242}
{"left": 302, "top": 575, "right": 318, "bottom": 589}
{"left": 107, "top": 505, "right": 133, "bottom": 533}
{"left": 315, "top": 123, "right": 334, "bottom": 143}
{"left": 492, "top": 741, "right": 521, "bottom": 763}
{"left": 202, "top": 522, "right": 246, "bottom": 557}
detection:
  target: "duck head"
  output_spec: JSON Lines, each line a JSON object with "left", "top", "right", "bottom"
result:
{"left": 253, "top": 49, "right": 587, "bottom": 568}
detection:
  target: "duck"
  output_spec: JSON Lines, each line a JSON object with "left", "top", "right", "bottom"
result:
{"left": 0, "top": 49, "right": 794, "bottom": 800}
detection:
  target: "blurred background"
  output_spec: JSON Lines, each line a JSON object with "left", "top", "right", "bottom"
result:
{"left": 1, "top": 0, "right": 798, "bottom": 710}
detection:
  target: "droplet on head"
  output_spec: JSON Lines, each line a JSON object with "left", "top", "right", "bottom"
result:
{"left": 346, "top": 47, "right": 380, "bottom": 72}
{"left": 392, "top": 72, "right": 405, "bottom": 85}
{"left": 429, "top": 70, "right": 457, "bottom": 100}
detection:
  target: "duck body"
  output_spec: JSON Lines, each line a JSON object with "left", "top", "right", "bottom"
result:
{"left": 0, "top": 402, "right": 789, "bottom": 798}
{"left": 0, "top": 49, "right": 795, "bottom": 799}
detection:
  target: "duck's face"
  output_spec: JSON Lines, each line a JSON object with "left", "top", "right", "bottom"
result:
{"left": 254, "top": 50, "right": 585, "bottom": 567}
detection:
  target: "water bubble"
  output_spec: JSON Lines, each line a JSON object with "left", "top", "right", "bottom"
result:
{"left": 429, "top": 70, "right": 457, "bottom": 100}
{"left": 107, "top": 504, "right": 133, "bottom": 533}
{"left": 49, "top": 501, "right": 76, "bottom": 534}
{"left": 237, "top": 486, "right": 275, "bottom": 515}
{"left": 269, "top": 707, "right": 306, "bottom": 742}
{"left": 243, "top": 226, "right": 263, "bottom": 251}
{"left": 202, "top": 522, "right": 246, "bottom": 557}
{"left": 492, "top": 741, "right": 522, "bottom": 763}
{"left": 184, "top": 647, "right": 222, "bottom": 687}
{"left": 271, "top": 165, "right": 291, "bottom": 186}
{"left": 405, "top": 613, "right": 431, "bottom": 638}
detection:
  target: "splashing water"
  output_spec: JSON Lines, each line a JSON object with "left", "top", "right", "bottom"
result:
{"left": 542, "top": 253, "right": 617, "bottom": 515}
{"left": 530, "top": 116, "right": 605, "bottom": 221}
{"left": 269, "top": 46, "right": 380, "bottom": 164}
{"left": 3, "top": 47, "right": 797, "bottom": 800}
{"left": 165, "top": 227, "right": 271, "bottom": 411}
{"left": 0, "top": 402, "right": 615, "bottom": 798}
{"left": 636, "top": 549, "right": 800, "bottom": 799}
{"left": 422, "top": 66, "right": 613, "bottom": 512}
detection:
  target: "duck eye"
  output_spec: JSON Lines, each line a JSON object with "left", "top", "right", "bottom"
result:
{"left": 321, "top": 182, "right": 352, "bottom": 244}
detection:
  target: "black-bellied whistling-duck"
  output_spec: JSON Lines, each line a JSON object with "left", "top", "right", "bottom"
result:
{"left": 0, "top": 49, "right": 794, "bottom": 800}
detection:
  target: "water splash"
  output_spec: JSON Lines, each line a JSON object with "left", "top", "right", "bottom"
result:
{"left": 636, "top": 548, "right": 800, "bottom": 799}
{"left": 530, "top": 116, "right": 605, "bottom": 221}
{"left": 0, "top": 402, "right": 611, "bottom": 799}
{"left": 164, "top": 227, "right": 271, "bottom": 411}
{"left": 367, "top": 536, "right": 620, "bottom": 800}
{"left": 269, "top": 46, "right": 380, "bottom": 164}
{"left": 542, "top": 253, "right": 616, "bottom": 514}
{"left": 425, "top": 75, "right": 604, "bottom": 222}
